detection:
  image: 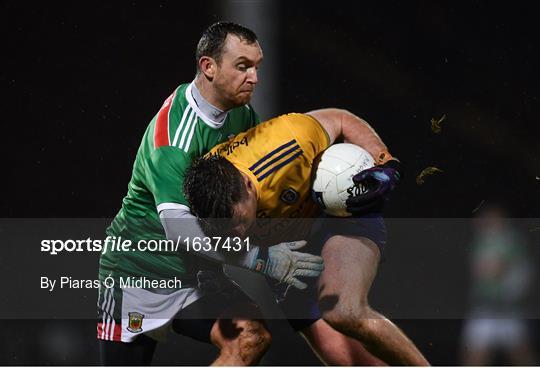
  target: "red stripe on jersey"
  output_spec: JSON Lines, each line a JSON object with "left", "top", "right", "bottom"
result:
{"left": 97, "top": 322, "right": 105, "bottom": 339}
{"left": 154, "top": 90, "right": 177, "bottom": 148}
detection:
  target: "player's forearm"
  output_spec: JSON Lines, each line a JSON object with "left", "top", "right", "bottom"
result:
{"left": 159, "top": 208, "right": 259, "bottom": 269}
{"left": 340, "top": 110, "right": 392, "bottom": 164}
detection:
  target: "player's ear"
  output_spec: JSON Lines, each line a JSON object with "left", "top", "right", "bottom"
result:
{"left": 244, "top": 175, "right": 255, "bottom": 194}
{"left": 199, "top": 56, "right": 216, "bottom": 80}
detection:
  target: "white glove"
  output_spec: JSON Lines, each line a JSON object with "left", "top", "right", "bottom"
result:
{"left": 251, "top": 240, "right": 324, "bottom": 290}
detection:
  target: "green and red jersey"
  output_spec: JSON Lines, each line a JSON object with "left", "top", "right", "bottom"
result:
{"left": 99, "top": 83, "right": 260, "bottom": 282}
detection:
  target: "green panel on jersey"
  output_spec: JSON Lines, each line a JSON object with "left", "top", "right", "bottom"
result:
{"left": 101, "top": 83, "right": 260, "bottom": 284}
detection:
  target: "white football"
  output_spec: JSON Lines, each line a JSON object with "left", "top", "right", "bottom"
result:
{"left": 311, "top": 143, "right": 375, "bottom": 217}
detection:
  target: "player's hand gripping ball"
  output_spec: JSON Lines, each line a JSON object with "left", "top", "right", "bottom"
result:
{"left": 345, "top": 159, "right": 402, "bottom": 215}
{"left": 311, "top": 143, "right": 402, "bottom": 216}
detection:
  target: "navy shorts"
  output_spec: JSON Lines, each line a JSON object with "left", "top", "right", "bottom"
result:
{"left": 279, "top": 213, "right": 387, "bottom": 331}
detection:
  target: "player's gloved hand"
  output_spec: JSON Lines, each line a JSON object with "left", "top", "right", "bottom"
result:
{"left": 196, "top": 269, "right": 240, "bottom": 297}
{"left": 196, "top": 270, "right": 226, "bottom": 293}
{"left": 346, "top": 159, "right": 402, "bottom": 215}
{"left": 252, "top": 241, "right": 324, "bottom": 290}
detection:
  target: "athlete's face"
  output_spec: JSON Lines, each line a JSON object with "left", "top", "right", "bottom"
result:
{"left": 230, "top": 175, "right": 258, "bottom": 238}
{"left": 213, "top": 35, "right": 263, "bottom": 110}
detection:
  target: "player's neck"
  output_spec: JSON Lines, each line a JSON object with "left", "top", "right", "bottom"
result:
{"left": 193, "top": 78, "right": 229, "bottom": 113}
{"left": 192, "top": 79, "right": 229, "bottom": 125}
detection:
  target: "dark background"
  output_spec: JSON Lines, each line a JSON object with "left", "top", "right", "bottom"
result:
{"left": 2, "top": 0, "right": 539, "bottom": 365}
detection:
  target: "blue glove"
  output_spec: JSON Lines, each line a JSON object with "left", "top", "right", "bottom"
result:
{"left": 345, "top": 159, "right": 402, "bottom": 215}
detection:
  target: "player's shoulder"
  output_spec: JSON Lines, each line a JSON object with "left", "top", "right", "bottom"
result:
{"left": 284, "top": 112, "right": 315, "bottom": 121}
{"left": 286, "top": 112, "right": 327, "bottom": 132}
{"left": 152, "top": 83, "right": 194, "bottom": 149}
{"left": 169, "top": 83, "right": 190, "bottom": 111}
{"left": 265, "top": 112, "right": 317, "bottom": 127}
{"left": 270, "top": 113, "right": 330, "bottom": 150}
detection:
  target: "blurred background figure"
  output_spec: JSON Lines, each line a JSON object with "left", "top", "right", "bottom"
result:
{"left": 460, "top": 204, "right": 536, "bottom": 366}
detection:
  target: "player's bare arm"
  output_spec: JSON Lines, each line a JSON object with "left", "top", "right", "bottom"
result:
{"left": 307, "top": 108, "right": 394, "bottom": 164}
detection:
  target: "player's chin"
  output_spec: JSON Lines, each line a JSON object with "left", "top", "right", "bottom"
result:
{"left": 235, "top": 92, "right": 253, "bottom": 105}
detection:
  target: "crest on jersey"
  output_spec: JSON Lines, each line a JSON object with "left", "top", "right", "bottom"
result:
{"left": 280, "top": 188, "right": 299, "bottom": 205}
{"left": 127, "top": 312, "right": 145, "bottom": 333}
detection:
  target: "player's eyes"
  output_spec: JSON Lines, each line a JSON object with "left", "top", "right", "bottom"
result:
{"left": 237, "top": 64, "right": 248, "bottom": 71}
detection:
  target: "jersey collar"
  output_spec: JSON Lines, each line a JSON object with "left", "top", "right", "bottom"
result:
{"left": 186, "top": 82, "right": 229, "bottom": 129}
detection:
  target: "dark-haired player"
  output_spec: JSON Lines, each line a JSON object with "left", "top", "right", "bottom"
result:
{"left": 185, "top": 109, "right": 429, "bottom": 365}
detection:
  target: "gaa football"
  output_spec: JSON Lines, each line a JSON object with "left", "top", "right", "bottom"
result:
{"left": 311, "top": 143, "right": 375, "bottom": 217}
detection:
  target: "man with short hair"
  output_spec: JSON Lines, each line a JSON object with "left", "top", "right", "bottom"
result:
{"left": 97, "top": 22, "right": 324, "bottom": 366}
{"left": 184, "top": 109, "right": 430, "bottom": 365}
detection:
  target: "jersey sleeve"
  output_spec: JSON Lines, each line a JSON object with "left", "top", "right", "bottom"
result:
{"left": 146, "top": 146, "right": 191, "bottom": 209}
{"left": 286, "top": 113, "right": 331, "bottom": 162}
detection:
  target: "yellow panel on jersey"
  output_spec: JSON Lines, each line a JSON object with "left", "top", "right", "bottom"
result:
{"left": 208, "top": 113, "right": 330, "bottom": 243}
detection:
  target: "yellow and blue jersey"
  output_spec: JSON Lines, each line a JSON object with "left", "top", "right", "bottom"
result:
{"left": 208, "top": 113, "right": 331, "bottom": 244}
